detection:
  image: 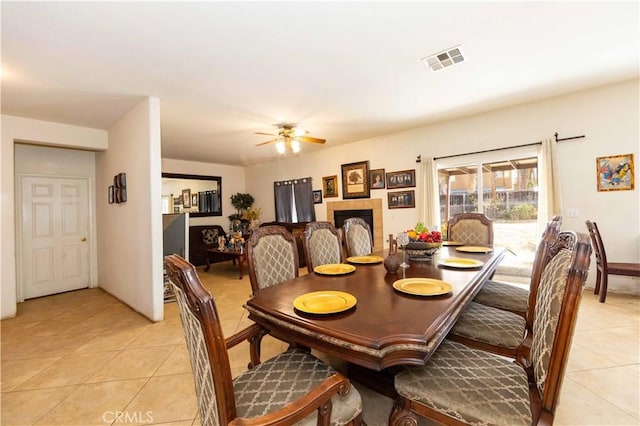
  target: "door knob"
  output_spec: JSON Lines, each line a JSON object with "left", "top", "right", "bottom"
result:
{"left": 81, "top": 237, "right": 87, "bottom": 242}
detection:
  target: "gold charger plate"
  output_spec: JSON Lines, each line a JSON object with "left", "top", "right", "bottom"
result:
{"left": 438, "top": 257, "right": 485, "bottom": 269}
{"left": 443, "top": 241, "right": 464, "bottom": 246}
{"left": 314, "top": 263, "right": 357, "bottom": 275}
{"left": 346, "top": 255, "right": 383, "bottom": 264}
{"left": 293, "top": 291, "right": 357, "bottom": 314}
{"left": 456, "top": 246, "right": 493, "bottom": 253}
{"left": 392, "top": 278, "right": 453, "bottom": 296}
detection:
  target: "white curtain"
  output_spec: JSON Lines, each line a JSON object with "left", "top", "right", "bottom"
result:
{"left": 418, "top": 157, "right": 440, "bottom": 228}
{"left": 538, "top": 138, "right": 562, "bottom": 230}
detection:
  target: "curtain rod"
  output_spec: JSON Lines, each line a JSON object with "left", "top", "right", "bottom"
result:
{"left": 433, "top": 141, "right": 542, "bottom": 161}
{"left": 554, "top": 132, "right": 585, "bottom": 142}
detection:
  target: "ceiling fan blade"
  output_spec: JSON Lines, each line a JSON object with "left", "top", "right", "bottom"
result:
{"left": 298, "top": 136, "right": 326, "bottom": 144}
{"left": 254, "top": 132, "right": 277, "bottom": 136}
{"left": 255, "top": 139, "right": 277, "bottom": 146}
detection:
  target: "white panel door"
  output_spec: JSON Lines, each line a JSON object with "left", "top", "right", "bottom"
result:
{"left": 20, "top": 176, "right": 90, "bottom": 299}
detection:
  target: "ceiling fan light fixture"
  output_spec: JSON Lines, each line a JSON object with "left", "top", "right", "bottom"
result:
{"left": 291, "top": 139, "right": 301, "bottom": 153}
{"left": 294, "top": 128, "right": 306, "bottom": 137}
{"left": 275, "top": 140, "right": 286, "bottom": 154}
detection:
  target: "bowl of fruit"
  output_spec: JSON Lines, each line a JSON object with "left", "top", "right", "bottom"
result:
{"left": 403, "top": 223, "right": 443, "bottom": 261}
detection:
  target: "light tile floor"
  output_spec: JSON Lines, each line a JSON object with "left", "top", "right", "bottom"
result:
{"left": 2, "top": 263, "right": 638, "bottom": 425}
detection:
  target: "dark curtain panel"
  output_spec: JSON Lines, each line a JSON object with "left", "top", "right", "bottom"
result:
{"left": 274, "top": 180, "right": 293, "bottom": 222}
{"left": 293, "top": 177, "right": 316, "bottom": 222}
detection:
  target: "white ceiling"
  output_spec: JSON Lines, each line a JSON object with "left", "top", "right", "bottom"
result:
{"left": 2, "top": 1, "right": 638, "bottom": 166}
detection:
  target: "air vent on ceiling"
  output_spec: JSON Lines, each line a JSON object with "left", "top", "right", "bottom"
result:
{"left": 422, "top": 45, "right": 465, "bottom": 71}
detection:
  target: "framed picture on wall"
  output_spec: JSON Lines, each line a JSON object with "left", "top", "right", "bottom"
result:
{"left": 322, "top": 175, "right": 338, "bottom": 198}
{"left": 182, "top": 189, "right": 191, "bottom": 208}
{"left": 341, "top": 160, "right": 370, "bottom": 199}
{"left": 596, "top": 153, "right": 634, "bottom": 191}
{"left": 387, "top": 190, "right": 415, "bottom": 209}
{"left": 370, "top": 168, "right": 386, "bottom": 189}
{"left": 386, "top": 169, "right": 416, "bottom": 189}
{"left": 313, "top": 190, "right": 323, "bottom": 204}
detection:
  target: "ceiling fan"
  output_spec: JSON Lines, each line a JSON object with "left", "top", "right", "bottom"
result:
{"left": 255, "top": 123, "right": 326, "bottom": 154}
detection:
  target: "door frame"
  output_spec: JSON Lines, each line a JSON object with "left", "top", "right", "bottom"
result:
{"left": 16, "top": 173, "right": 97, "bottom": 302}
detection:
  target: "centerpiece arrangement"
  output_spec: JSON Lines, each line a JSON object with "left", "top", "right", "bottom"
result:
{"left": 403, "top": 222, "right": 443, "bottom": 261}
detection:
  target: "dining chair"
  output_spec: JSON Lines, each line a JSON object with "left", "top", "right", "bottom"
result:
{"left": 246, "top": 225, "right": 299, "bottom": 296}
{"left": 389, "top": 232, "right": 591, "bottom": 426}
{"left": 585, "top": 220, "right": 640, "bottom": 303}
{"left": 343, "top": 217, "right": 373, "bottom": 257}
{"left": 473, "top": 215, "right": 562, "bottom": 317}
{"left": 303, "top": 221, "right": 344, "bottom": 273}
{"left": 447, "top": 212, "right": 494, "bottom": 245}
{"left": 165, "top": 254, "right": 364, "bottom": 426}
{"left": 448, "top": 229, "right": 577, "bottom": 361}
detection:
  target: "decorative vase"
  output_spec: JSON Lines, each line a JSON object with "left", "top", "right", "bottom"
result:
{"left": 384, "top": 234, "right": 401, "bottom": 274}
{"left": 250, "top": 219, "right": 260, "bottom": 230}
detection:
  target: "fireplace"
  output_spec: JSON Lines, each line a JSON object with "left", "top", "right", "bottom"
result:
{"left": 327, "top": 199, "right": 383, "bottom": 250}
{"left": 333, "top": 209, "right": 374, "bottom": 241}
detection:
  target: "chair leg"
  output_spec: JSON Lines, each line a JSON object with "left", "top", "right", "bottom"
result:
{"left": 594, "top": 269, "right": 602, "bottom": 295}
{"left": 389, "top": 399, "right": 419, "bottom": 426}
{"left": 599, "top": 273, "right": 608, "bottom": 303}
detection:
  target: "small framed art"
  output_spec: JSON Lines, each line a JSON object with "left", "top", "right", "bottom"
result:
{"left": 388, "top": 190, "right": 415, "bottom": 209}
{"left": 386, "top": 169, "right": 416, "bottom": 189}
{"left": 323, "top": 175, "right": 338, "bottom": 198}
{"left": 596, "top": 153, "right": 634, "bottom": 191}
{"left": 370, "top": 168, "right": 385, "bottom": 189}
{"left": 313, "top": 190, "right": 323, "bottom": 204}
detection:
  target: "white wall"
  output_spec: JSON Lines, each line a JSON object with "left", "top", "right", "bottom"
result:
{"left": 161, "top": 158, "right": 246, "bottom": 229}
{"left": 246, "top": 79, "right": 640, "bottom": 294}
{"left": 96, "top": 97, "right": 163, "bottom": 322}
{"left": 1, "top": 115, "right": 108, "bottom": 319}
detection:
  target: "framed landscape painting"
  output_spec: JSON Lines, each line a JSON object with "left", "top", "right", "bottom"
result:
{"left": 596, "top": 153, "right": 634, "bottom": 191}
{"left": 341, "top": 160, "right": 370, "bottom": 199}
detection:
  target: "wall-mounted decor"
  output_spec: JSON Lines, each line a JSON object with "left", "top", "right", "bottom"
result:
{"left": 386, "top": 169, "right": 416, "bottom": 189}
{"left": 108, "top": 186, "right": 115, "bottom": 204}
{"left": 322, "top": 175, "right": 338, "bottom": 198}
{"left": 113, "top": 172, "right": 127, "bottom": 203}
{"left": 597, "top": 153, "right": 634, "bottom": 192}
{"left": 191, "top": 193, "right": 198, "bottom": 207}
{"left": 182, "top": 189, "right": 191, "bottom": 208}
{"left": 341, "top": 160, "right": 370, "bottom": 199}
{"left": 370, "top": 168, "right": 385, "bottom": 189}
{"left": 313, "top": 190, "right": 323, "bottom": 204}
{"left": 388, "top": 190, "right": 415, "bottom": 209}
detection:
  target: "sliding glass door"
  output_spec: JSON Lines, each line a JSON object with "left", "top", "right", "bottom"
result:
{"left": 438, "top": 152, "right": 539, "bottom": 276}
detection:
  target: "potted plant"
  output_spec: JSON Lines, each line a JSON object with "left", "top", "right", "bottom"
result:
{"left": 229, "top": 192, "right": 255, "bottom": 229}
{"left": 243, "top": 206, "right": 263, "bottom": 230}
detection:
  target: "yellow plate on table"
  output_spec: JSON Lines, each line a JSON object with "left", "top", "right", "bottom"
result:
{"left": 346, "top": 255, "right": 383, "bottom": 264}
{"left": 293, "top": 291, "right": 357, "bottom": 314}
{"left": 393, "top": 278, "right": 452, "bottom": 296}
{"left": 443, "top": 241, "right": 465, "bottom": 246}
{"left": 456, "top": 246, "right": 493, "bottom": 253}
{"left": 438, "top": 257, "right": 485, "bottom": 269}
{"left": 314, "top": 263, "right": 356, "bottom": 275}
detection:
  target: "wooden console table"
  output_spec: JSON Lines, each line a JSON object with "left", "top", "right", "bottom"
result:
{"left": 204, "top": 247, "right": 245, "bottom": 279}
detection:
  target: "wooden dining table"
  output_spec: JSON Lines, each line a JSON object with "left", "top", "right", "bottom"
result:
{"left": 245, "top": 245, "right": 506, "bottom": 373}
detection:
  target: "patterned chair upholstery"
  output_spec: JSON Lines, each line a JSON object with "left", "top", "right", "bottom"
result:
{"left": 303, "top": 222, "right": 344, "bottom": 273}
{"left": 447, "top": 212, "right": 494, "bottom": 245}
{"left": 246, "top": 225, "right": 299, "bottom": 296}
{"left": 449, "top": 229, "right": 576, "bottom": 359}
{"left": 474, "top": 215, "right": 562, "bottom": 318}
{"left": 390, "top": 232, "right": 591, "bottom": 426}
{"left": 343, "top": 217, "right": 373, "bottom": 257}
{"left": 165, "top": 254, "right": 364, "bottom": 426}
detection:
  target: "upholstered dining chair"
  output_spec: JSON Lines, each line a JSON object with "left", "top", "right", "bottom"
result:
{"left": 165, "top": 254, "right": 364, "bottom": 426}
{"left": 343, "top": 217, "right": 373, "bottom": 257}
{"left": 473, "top": 215, "right": 562, "bottom": 318}
{"left": 447, "top": 212, "right": 494, "bottom": 245}
{"left": 585, "top": 220, "right": 640, "bottom": 303}
{"left": 448, "top": 229, "right": 577, "bottom": 361}
{"left": 303, "top": 221, "right": 344, "bottom": 273}
{"left": 246, "top": 225, "right": 299, "bottom": 296}
{"left": 389, "top": 232, "right": 591, "bottom": 426}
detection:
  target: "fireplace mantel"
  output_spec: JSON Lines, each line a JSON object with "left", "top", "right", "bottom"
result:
{"left": 327, "top": 199, "right": 383, "bottom": 250}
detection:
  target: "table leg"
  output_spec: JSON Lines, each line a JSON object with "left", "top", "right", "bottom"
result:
{"left": 237, "top": 254, "right": 245, "bottom": 279}
{"left": 204, "top": 252, "right": 211, "bottom": 272}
